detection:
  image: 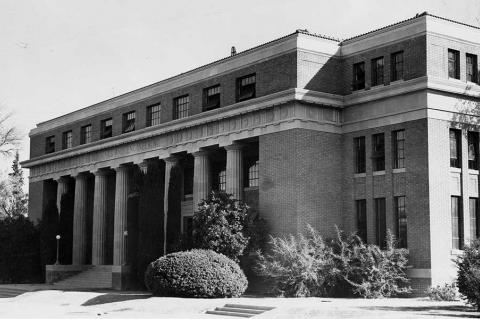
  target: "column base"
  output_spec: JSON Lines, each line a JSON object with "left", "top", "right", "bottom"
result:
{"left": 112, "top": 265, "right": 132, "bottom": 290}
{"left": 45, "top": 264, "right": 83, "bottom": 284}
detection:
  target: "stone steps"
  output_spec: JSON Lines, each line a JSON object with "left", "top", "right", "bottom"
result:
{"left": 206, "top": 304, "right": 275, "bottom": 318}
{"left": 0, "top": 287, "right": 32, "bottom": 298}
{"left": 53, "top": 267, "right": 112, "bottom": 289}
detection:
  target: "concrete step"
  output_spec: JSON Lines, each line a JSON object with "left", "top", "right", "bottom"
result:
{"left": 52, "top": 266, "right": 113, "bottom": 289}
{"left": 215, "top": 307, "right": 264, "bottom": 314}
{"left": 224, "top": 304, "right": 276, "bottom": 311}
{"left": 205, "top": 310, "right": 254, "bottom": 318}
{"left": 206, "top": 304, "right": 275, "bottom": 318}
{"left": 0, "top": 287, "right": 31, "bottom": 298}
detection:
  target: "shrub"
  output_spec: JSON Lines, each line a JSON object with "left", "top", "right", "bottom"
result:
{"left": 456, "top": 239, "right": 480, "bottom": 310}
{"left": 192, "top": 191, "right": 249, "bottom": 262}
{"left": 427, "top": 283, "right": 459, "bottom": 301}
{"left": 145, "top": 249, "right": 248, "bottom": 298}
{"left": 256, "top": 225, "right": 411, "bottom": 298}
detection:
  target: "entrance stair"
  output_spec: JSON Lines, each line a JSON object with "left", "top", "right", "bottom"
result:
{"left": 52, "top": 266, "right": 112, "bottom": 289}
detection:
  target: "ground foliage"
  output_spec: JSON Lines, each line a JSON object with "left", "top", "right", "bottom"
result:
{"left": 427, "top": 283, "right": 459, "bottom": 301}
{"left": 144, "top": 249, "right": 248, "bottom": 298}
{"left": 256, "top": 225, "right": 411, "bottom": 298}
{"left": 456, "top": 239, "right": 480, "bottom": 310}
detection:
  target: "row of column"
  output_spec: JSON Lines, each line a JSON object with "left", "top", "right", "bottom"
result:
{"left": 55, "top": 143, "right": 245, "bottom": 266}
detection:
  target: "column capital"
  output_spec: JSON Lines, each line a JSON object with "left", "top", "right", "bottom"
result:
{"left": 55, "top": 176, "right": 70, "bottom": 183}
{"left": 114, "top": 165, "right": 130, "bottom": 173}
{"left": 192, "top": 150, "right": 209, "bottom": 157}
{"left": 73, "top": 172, "right": 89, "bottom": 179}
{"left": 224, "top": 143, "right": 244, "bottom": 151}
{"left": 93, "top": 169, "right": 111, "bottom": 177}
{"left": 163, "top": 155, "right": 181, "bottom": 164}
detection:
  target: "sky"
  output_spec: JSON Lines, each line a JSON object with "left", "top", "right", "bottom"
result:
{"left": 0, "top": 0, "right": 479, "bottom": 179}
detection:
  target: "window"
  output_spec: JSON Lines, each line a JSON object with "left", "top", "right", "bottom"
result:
{"left": 356, "top": 199, "right": 367, "bottom": 243}
{"left": 45, "top": 136, "right": 55, "bottom": 154}
{"left": 101, "top": 118, "right": 113, "bottom": 139}
{"left": 218, "top": 170, "right": 226, "bottom": 191}
{"left": 466, "top": 53, "right": 478, "bottom": 83}
{"left": 354, "top": 137, "right": 366, "bottom": 173}
{"left": 80, "top": 125, "right": 92, "bottom": 145}
{"left": 450, "top": 129, "right": 461, "bottom": 168}
{"left": 391, "top": 51, "right": 404, "bottom": 82}
{"left": 371, "top": 57, "right": 384, "bottom": 86}
{"left": 236, "top": 74, "right": 256, "bottom": 102}
{"left": 173, "top": 95, "right": 189, "bottom": 120}
{"left": 468, "top": 131, "right": 479, "bottom": 170}
{"left": 470, "top": 198, "right": 479, "bottom": 240}
{"left": 147, "top": 104, "right": 161, "bottom": 127}
{"left": 392, "top": 130, "right": 405, "bottom": 169}
{"left": 372, "top": 133, "right": 385, "bottom": 171}
{"left": 122, "top": 111, "right": 135, "bottom": 133}
{"left": 248, "top": 160, "right": 259, "bottom": 187}
{"left": 451, "top": 196, "right": 464, "bottom": 250}
{"left": 352, "top": 62, "right": 365, "bottom": 90}
{"left": 203, "top": 85, "right": 221, "bottom": 111}
{"left": 375, "top": 198, "right": 387, "bottom": 249}
{"left": 62, "top": 131, "right": 72, "bottom": 150}
{"left": 395, "top": 196, "right": 407, "bottom": 248}
{"left": 448, "top": 49, "right": 460, "bottom": 79}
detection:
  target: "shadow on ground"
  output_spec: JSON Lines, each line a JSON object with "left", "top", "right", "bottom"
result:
{"left": 357, "top": 305, "right": 480, "bottom": 318}
{"left": 82, "top": 292, "right": 151, "bottom": 306}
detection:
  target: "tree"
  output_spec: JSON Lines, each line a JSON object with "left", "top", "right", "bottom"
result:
{"left": 192, "top": 191, "right": 249, "bottom": 262}
{"left": 0, "top": 151, "right": 28, "bottom": 218}
{"left": 0, "top": 110, "right": 20, "bottom": 157}
{"left": 456, "top": 239, "right": 480, "bottom": 311}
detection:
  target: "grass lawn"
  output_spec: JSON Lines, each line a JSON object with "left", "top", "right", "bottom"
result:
{"left": 0, "top": 290, "right": 478, "bottom": 319}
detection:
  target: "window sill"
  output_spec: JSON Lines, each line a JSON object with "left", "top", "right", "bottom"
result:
{"left": 469, "top": 169, "right": 479, "bottom": 175}
{"left": 354, "top": 173, "right": 366, "bottom": 178}
{"left": 373, "top": 170, "right": 385, "bottom": 176}
{"left": 450, "top": 167, "right": 462, "bottom": 173}
{"left": 451, "top": 249, "right": 463, "bottom": 256}
{"left": 467, "top": 80, "right": 480, "bottom": 87}
{"left": 393, "top": 168, "right": 406, "bottom": 173}
{"left": 390, "top": 79, "right": 405, "bottom": 84}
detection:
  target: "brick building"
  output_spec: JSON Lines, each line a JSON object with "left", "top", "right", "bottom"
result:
{"left": 22, "top": 13, "right": 480, "bottom": 292}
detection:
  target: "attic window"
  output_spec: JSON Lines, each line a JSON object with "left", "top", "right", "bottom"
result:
{"left": 236, "top": 74, "right": 256, "bottom": 102}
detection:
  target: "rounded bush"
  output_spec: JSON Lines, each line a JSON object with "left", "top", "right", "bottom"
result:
{"left": 145, "top": 249, "right": 248, "bottom": 297}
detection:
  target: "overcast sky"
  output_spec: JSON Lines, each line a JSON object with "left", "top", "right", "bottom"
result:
{"left": 1, "top": 0, "right": 479, "bottom": 178}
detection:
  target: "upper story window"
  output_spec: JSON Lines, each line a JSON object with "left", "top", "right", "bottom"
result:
{"left": 80, "top": 125, "right": 92, "bottom": 145}
{"left": 173, "top": 95, "right": 189, "bottom": 120}
{"left": 354, "top": 136, "right": 366, "bottom": 173}
{"left": 101, "top": 118, "right": 113, "bottom": 139}
{"left": 236, "top": 74, "right": 256, "bottom": 102}
{"left": 203, "top": 85, "right": 221, "bottom": 111}
{"left": 468, "top": 131, "right": 479, "bottom": 170}
{"left": 450, "top": 129, "right": 461, "bottom": 168}
{"left": 371, "top": 57, "right": 384, "bottom": 87}
{"left": 391, "top": 51, "right": 404, "bottom": 82}
{"left": 352, "top": 62, "right": 365, "bottom": 91}
{"left": 372, "top": 133, "right": 385, "bottom": 171}
{"left": 448, "top": 49, "right": 460, "bottom": 79}
{"left": 147, "top": 104, "right": 161, "bottom": 127}
{"left": 122, "top": 111, "right": 135, "bottom": 133}
{"left": 45, "top": 136, "right": 55, "bottom": 154}
{"left": 248, "top": 160, "right": 259, "bottom": 187}
{"left": 392, "top": 130, "right": 405, "bottom": 169}
{"left": 466, "top": 53, "right": 478, "bottom": 83}
{"left": 62, "top": 131, "right": 72, "bottom": 150}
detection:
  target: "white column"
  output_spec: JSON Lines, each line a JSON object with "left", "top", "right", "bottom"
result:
{"left": 163, "top": 156, "right": 179, "bottom": 255}
{"left": 225, "top": 144, "right": 244, "bottom": 200}
{"left": 113, "top": 165, "right": 130, "bottom": 266}
{"left": 56, "top": 176, "right": 70, "bottom": 214}
{"left": 72, "top": 173, "right": 88, "bottom": 265}
{"left": 92, "top": 169, "right": 109, "bottom": 265}
{"left": 193, "top": 150, "right": 211, "bottom": 207}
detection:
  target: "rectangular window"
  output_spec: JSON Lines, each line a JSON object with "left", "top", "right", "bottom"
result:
{"left": 395, "top": 196, "right": 407, "bottom": 248}
{"left": 450, "top": 129, "right": 461, "bottom": 168}
{"left": 122, "top": 111, "right": 135, "bottom": 133}
{"left": 352, "top": 62, "right": 365, "bottom": 91}
{"left": 248, "top": 160, "right": 259, "bottom": 187}
{"left": 80, "top": 125, "right": 92, "bottom": 145}
{"left": 470, "top": 198, "right": 479, "bottom": 240}
{"left": 372, "top": 133, "right": 385, "bottom": 171}
{"left": 147, "top": 104, "right": 161, "bottom": 127}
{"left": 354, "top": 136, "right": 366, "bottom": 173}
{"left": 218, "top": 170, "right": 226, "bottom": 191}
{"left": 451, "top": 196, "right": 464, "bottom": 250}
{"left": 391, "top": 51, "right": 404, "bottom": 82}
{"left": 173, "top": 95, "right": 189, "bottom": 120}
{"left": 466, "top": 53, "right": 478, "bottom": 83}
{"left": 101, "top": 118, "right": 113, "bottom": 139}
{"left": 375, "top": 198, "right": 387, "bottom": 249}
{"left": 468, "top": 131, "right": 479, "bottom": 170}
{"left": 356, "top": 199, "right": 367, "bottom": 243}
{"left": 45, "top": 136, "right": 55, "bottom": 154}
{"left": 448, "top": 49, "right": 460, "bottom": 79}
{"left": 392, "top": 130, "right": 405, "bottom": 169}
{"left": 371, "top": 57, "right": 384, "bottom": 86}
{"left": 236, "top": 74, "right": 256, "bottom": 102}
{"left": 203, "top": 85, "right": 221, "bottom": 111}
{"left": 62, "top": 131, "right": 72, "bottom": 150}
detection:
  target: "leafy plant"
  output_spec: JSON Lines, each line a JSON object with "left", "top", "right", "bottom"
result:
{"left": 192, "top": 191, "right": 249, "bottom": 262}
{"left": 144, "top": 249, "right": 247, "bottom": 298}
{"left": 427, "top": 283, "right": 459, "bottom": 301}
{"left": 456, "top": 239, "right": 480, "bottom": 310}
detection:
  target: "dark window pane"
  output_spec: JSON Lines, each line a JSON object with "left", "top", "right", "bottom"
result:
{"left": 236, "top": 74, "right": 256, "bottom": 102}
{"left": 80, "top": 125, "right": 92, "bottom": 145}
{"left": 391, "top": 51, "right": 404, "bottom": 82}
{"left": 173, "top": 95, "right": 189, "bottom": 119}
{"left": 451, "top": 196, "right": 464, "bottom": 250}
{"left": 352, "top": 62, "right": 365, "bottom": 90}
{"left": 147, "top": 104, "right": 161, "bottom": 127}
{"left": 354, "top": 137, "right": 366, "bottom": 173}
{"left": 466, "top": 54, "right": 478, "bottom": 83}
{"left": 371, "top": 57, "right": 384, "bottom": 86}
{"left": 101, "top": 118, "right": 113, "bottom": 139}
{"left": 393, "top": 130, "right": 405, "bottom": 169}
{"left": 62, "top": 131, "right": 72, "bottom": 150}
{"left": 45, "top": 136, "right": 55, "bottom": 154}
{"left": 470, "top": 198, "right": 478, "bottom": 240}
{"left": 450, "top": 129, "right": 461, "bottom": 168}
{"left": 375, "top": 198, "right": 387, "bottom": 249}
{"left": 395, "top": 196, "right": 407, "bottom": 248}
{"left": 203, "top": 85, "right": 221, "bottom": 111}
{"left": 448, "top": 49, "right": 460, "bottom": 79}
{"left": 372, "top": 133, "right": 385, "bottom": 171}
{"left": 356, "top": 199, "right": 367, "bottom": 243}
{"left": 122, "top": 111, "right": 135, "bottom": 133}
